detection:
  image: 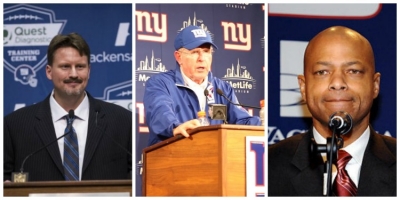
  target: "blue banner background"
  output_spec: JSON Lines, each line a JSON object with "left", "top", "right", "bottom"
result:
{"left": 135, "top": 3, "right": 265, "bottom": 196}
{"left": 4, "top": 4, "right": 133, "bottom": 116}
{"left": 268, "top": 3, "right": 396, "bottom": 145}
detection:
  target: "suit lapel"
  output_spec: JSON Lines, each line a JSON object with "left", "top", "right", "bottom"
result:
{"left": 357, "top": 130, "right": 396, "bottom": 196}
{"left": 287, "top": 128, "right": 395, "bottom": 196}
{"left": 34, "top": 96, "right": 64, "bottom": 175}
{"left": 291, "top": 131, "right": 325, "bottom": 196}
{"left": 82, "top": 97, "right": 106, "bottom": 174}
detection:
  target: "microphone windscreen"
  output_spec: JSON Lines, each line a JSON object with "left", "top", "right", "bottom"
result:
{"left": 204, "top": 88, "right": 209, "bottom": 96}
{"left": 68, "top": 110, "right": 74, "bottom": 119}
{"left": 216, "top": 88, "right": 224, "bottom": 96}
{"left": 328, "top": 111, "right": 352, "bottom": 135}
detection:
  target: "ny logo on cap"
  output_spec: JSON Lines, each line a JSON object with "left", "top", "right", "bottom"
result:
{"left": 191, "top": 29, "right": 207, "bottom": 38}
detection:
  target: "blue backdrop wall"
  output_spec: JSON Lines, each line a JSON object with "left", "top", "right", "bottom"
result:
{"left": 135, "top": 3, "right": 265, "bottom": 196}
{"left": 4, "top": 4, "right": 133, "bottom": 116}
{"left": 268, "top": 3, "right": 397, "bottom": 145}
{"left": 3, "top": 2, "right": 133, "bottom": 189}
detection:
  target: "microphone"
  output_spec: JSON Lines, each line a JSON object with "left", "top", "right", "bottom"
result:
{"left": 204, "top": 88, "right": 209, "bottom": 97}
{"left": 69, "top": 109, "right": 74, "bottom": 120}
{"left": 328, "top": 111, "right": 353, "bottom": 135}
{"left": 95, "top": 104, "right": 101, "bottom": 126}
{"left": 12, "top": 110, "right": 75, "bottom": 182}
{"left": 216, "top": 88, "right": 261, "bottom": 109}
{"left": 94, "top": 104, "right": 132, "bottom": 157}
{"left": 204, "top": 88, "right": 209, "bottom": 111}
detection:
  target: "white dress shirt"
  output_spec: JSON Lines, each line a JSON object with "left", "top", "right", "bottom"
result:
{"left": 49, "top": 90, "right": 89, "bottom": 180}
{"left": 313, "top": 126, "right": 370, "bottom": 187}
{"left": 181, "top": 68, "right": 208, "bottom": 111}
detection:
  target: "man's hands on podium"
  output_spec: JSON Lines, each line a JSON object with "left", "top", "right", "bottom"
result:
{"left": 173, "top": 119, "right": 201, "bottom": 138}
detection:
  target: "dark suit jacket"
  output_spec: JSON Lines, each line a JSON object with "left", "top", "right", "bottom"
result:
{"left": 4, "top": 92, "right": 132, "bottom": 181}
{"left": 268, "top": 127, "right": 396, "bottom": 196}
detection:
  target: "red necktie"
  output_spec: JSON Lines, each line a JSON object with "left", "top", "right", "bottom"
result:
{"left": 334, "top": 150, "right": 357, "bottom": 196}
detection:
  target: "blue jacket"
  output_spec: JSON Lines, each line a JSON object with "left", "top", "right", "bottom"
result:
{"left": 144, "top": 67, "right": 261, "bottom": 146}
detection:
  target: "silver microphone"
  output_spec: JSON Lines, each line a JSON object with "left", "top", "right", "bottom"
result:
{"left": 328, "top": 111, "right": 353, "bottom": 135}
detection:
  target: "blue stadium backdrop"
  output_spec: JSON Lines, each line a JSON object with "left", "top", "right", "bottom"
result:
{"left": 135, "top": 3, "right": 265, "bottom": 196}
{"left": 268, "top": 3, "right": 397, "bottom": 145}
{"left": 4, "top": 3, "right": 132, "bottom": 114}
{"left": 3, "top": 1, "right": 133, "bottom": 175}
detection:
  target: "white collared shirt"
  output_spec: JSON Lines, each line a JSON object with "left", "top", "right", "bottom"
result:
{"left": 181, "top": 68, "right": 208, "bottom": 111}
{"left": 49, "top": 90, "right": 89, "bottom": 180}
{"left": 313, "top": 126, "right": 370, "bottom": 187}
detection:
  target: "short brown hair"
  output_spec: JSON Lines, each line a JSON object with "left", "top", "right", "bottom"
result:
{"left": 47, "top": 32, "right": 90, "bottom": 65}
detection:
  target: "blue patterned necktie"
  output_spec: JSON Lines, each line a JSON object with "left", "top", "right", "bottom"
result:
{"left": 63, "top": 115, "right": 79, "bottom": 181}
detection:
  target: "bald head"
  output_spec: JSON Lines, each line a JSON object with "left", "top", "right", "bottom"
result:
{"left": 304, "top": 26, "right": 375, "bottom": 75}
{"left": 298, "top": 25, "right": 380, "bottom": 143}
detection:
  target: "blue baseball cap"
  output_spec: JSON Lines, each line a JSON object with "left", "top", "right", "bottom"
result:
{"left": 174, "top": 25, "right": 218, "bottom": 50}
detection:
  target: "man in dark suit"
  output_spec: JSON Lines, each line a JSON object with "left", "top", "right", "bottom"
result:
{"left": 4, "top": 33, "right": 132, "bottom": 181}
{"left": 268, "top": 26, "right": 396, "bottom": 196}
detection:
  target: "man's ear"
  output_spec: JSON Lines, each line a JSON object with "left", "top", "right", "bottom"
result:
{"left": 298, "top": 75, "right": 306, "bottom": 102}
{"left": 373, "top": 72, "right": 381, "bottom": 99}
{"left": 45, "top": 65, "right": 52, "bottom": 80}
{"left": 88, "top": 64, "right": 91, "bottom": 80}
{"left": 174, "top": 51, "right": 182, "bottom": 65}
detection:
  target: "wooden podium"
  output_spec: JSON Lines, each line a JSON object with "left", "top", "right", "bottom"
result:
{"left": 142, "top": 124, "right": 264, "bottom": 196}
{"left": 4, "top": 180, "right": 132, "bottom": 196}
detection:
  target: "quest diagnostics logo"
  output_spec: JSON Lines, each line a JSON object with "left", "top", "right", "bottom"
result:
{"left": 221, "top": 58, "right": 256, "bottom": 94}
{"left": 3, "top": 4, "right": 66, "bottom": 87}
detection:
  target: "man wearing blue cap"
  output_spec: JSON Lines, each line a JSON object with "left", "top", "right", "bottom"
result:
{"left": 144, "top": 25, "right": 261, "bottom": 146}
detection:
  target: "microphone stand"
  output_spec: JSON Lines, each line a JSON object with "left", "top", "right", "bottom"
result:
{"left": 326, "top": 128, "right": 343, "bottom": 196}
{"left": 311, "top": 111, "right": 352, "bottom": 196}
{"left": 311, "top": 127, "right": 343, "bottom": 196}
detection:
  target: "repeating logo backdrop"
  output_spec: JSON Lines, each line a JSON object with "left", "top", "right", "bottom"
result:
{"left": 3, "top": 4, "right": 132, "bottom": 115}
{"left": 268, "top": 3, "right": 397, "bottom": 145}
{"left": 135, "top": 3, "right": 265, "bottom": 196}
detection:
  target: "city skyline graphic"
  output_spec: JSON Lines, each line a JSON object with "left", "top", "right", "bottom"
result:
{"left": 178, "top": 12, "right": 214, "bottom": 40}
{"left": 222, "top": 58, "right": 254, "bottom": 81}
{"left": 136, "top": 50, "right": 167, "bottom": 73}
